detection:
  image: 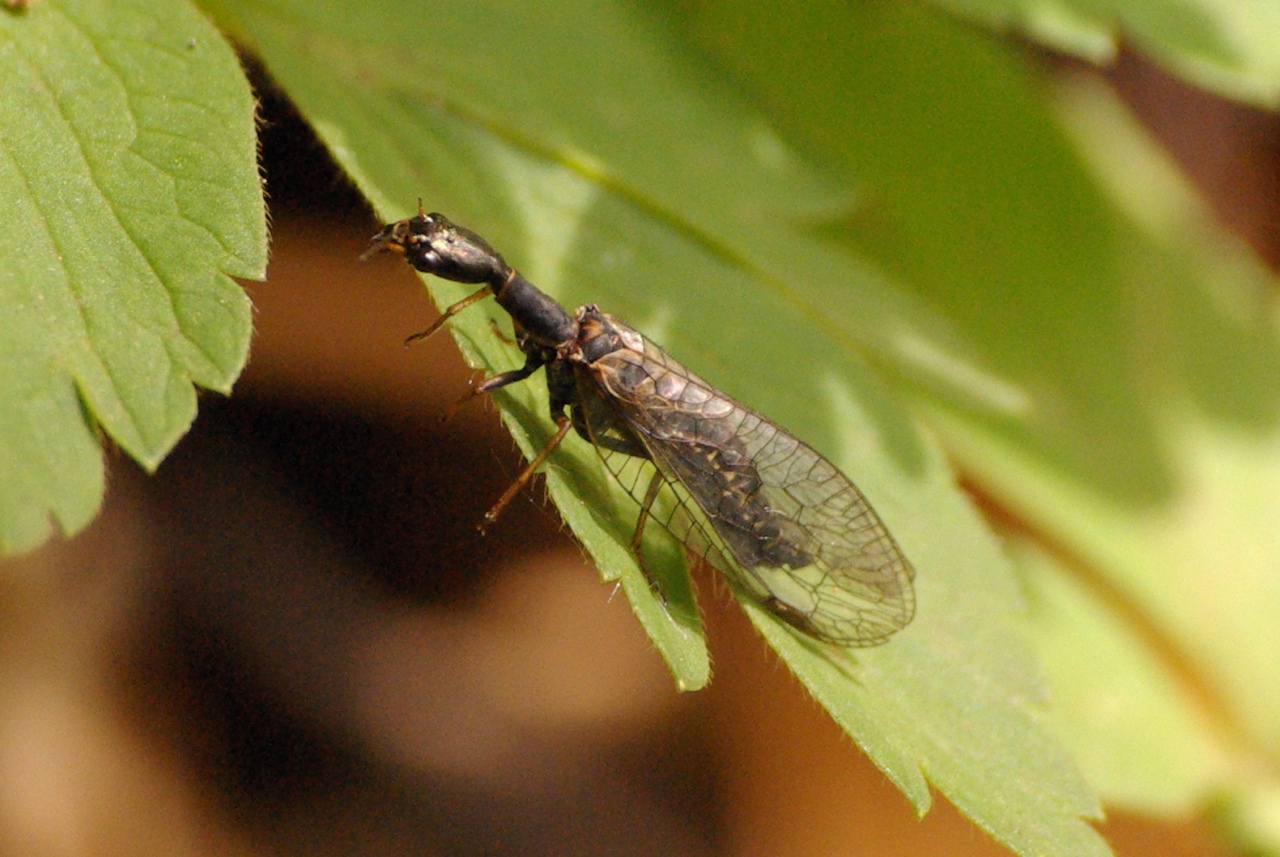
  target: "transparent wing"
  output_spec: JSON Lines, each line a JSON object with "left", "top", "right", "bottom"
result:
{"left": 580, "top": 328, "right": 915, "bottom": 647}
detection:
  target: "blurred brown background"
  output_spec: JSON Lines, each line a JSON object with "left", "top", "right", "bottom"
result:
{"left": 0, "top": 50, "right": 1271, "bottom": 857}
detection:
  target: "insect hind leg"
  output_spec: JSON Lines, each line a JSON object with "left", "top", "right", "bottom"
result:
{"left": 759, "top": 594, "right": 830, "bottom": 642}
{"left": 630, "top": 470, "right": 670, "bottom": 604}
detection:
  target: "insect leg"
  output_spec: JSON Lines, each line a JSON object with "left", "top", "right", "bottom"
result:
{"left": 441, "top": 352, "right": 544, "bottom": 423}
{"left": 480, "top": 415, "right": 574, "bottom": 534}
{"left": 631, "top": 470, "right": 668, "bottom": 602}
{"left": 404, "top": 285, "right": 494, "bottom": 346}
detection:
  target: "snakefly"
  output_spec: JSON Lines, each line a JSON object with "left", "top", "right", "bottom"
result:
{"left": 363, "top": 208, "right": 915, "bottom": 646}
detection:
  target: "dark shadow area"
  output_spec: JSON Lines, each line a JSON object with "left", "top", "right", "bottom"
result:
{"left": 121, "top": 392, "right": 719, "bottom": 857}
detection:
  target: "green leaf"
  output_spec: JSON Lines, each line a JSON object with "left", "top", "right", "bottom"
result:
{"left": 198, "top": 1, "right": 1116, "bottom": 854}
{"left": 0, "top": 0, "right": 265, "bottom": 553}
{"left": 938, "top": 74, "right": 1280, "bottom": 844}
{"left": 744, "top": 373, "right": 1104, "bottom": 855}
{"left": 1013, "top": 535, "right": 1229, "bottom": 815}
{"left": 923, "top": 0, "right": 1280, "bottom": 107}
{"left": 706, "top": 3, "right": 1280, "bottom": 847}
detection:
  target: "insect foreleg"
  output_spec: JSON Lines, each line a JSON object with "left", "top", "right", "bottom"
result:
{"left": 480, "top": 415, "right": 574, "bottom": 533}
{"left": 404, "top": 285, "right": 494, "bottom": 346}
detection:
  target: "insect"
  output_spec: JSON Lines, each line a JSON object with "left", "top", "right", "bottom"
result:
{"left": 363, "top": 207, "right": 915, "bottom": 646}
